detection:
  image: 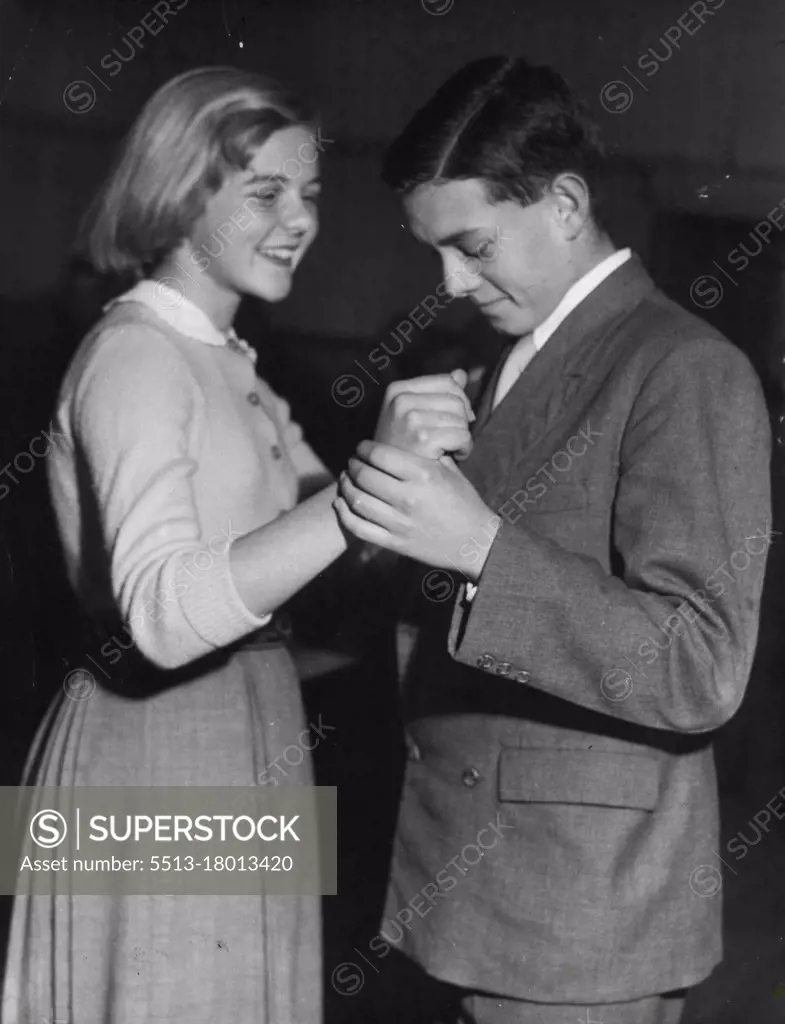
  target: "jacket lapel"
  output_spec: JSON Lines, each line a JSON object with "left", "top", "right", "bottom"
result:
{"left": 461, "top": 255, "right": 656, "bottom": 505}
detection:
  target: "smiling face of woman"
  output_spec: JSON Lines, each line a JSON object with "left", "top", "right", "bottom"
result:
{"left": 184, "top": 125, "right": 321, "bottom": 306}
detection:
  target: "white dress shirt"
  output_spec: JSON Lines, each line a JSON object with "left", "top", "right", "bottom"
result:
{"left": 492, "top": 248, "right": 632, "bottom": 408}
{"left": 466, "top": 248, "right": 632, "bottom": 601}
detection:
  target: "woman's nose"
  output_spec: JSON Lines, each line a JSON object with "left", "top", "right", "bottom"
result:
{"left": 279, "top": 192, "right": 316, "bottom": 236}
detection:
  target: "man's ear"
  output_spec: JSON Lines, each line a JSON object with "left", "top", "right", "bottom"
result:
{"left": 547, "top": 172, "right": 592, "bottom": 241}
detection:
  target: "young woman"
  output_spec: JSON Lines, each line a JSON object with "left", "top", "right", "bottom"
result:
{"left": 1, "top": 66, "right": 472, "bottom": 1024}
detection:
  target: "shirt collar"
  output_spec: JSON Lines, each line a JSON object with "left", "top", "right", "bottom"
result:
{"left": 532, "top": 248, "right": 632, "bottom": 352}
{"left": 107, "top": 280, "right": 257, "bottom": 364}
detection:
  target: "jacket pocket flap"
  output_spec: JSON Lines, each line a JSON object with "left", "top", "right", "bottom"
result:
{"left": 498, "top": 748, "right": 660, "bottom": 810}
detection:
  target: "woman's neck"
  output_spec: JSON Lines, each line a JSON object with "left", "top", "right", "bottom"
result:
{"left": 152, "top": 252, "right": 241, "bottom": 332}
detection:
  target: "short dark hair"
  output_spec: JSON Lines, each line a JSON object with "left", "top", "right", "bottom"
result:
{"left": 382, "top": 56, "right": 606, "bottom": 225}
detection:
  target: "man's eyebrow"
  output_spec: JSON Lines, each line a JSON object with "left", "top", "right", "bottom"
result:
{"left": 433, "top": 229, "right": 482, "bottom": 247}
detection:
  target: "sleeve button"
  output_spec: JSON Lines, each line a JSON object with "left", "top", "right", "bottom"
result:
{"left": 476, "top": 653, "right": 495, "bottom": 670}
{"left": 496, "top": 661, "right": 512, "bottom": 677}
{"left": 514, "top": 669, "right": 531, "bottom": 684}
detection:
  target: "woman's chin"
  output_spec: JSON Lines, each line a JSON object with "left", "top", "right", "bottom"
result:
{"left": 243, "top": 273, "right": 294, "bottom": 304}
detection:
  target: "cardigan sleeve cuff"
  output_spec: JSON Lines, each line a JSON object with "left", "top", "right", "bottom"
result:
{"left": 178, "top": 545, "right": 272, "bottom": 649}
{"left": 130, "top": 544, "right": 271, "bottom": 669}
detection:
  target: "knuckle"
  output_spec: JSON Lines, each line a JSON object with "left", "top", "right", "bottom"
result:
{"left": 402, "top": 492, "right": 419, "bottom": 515}
{"left": 392, "top": 394, "right": 412, "bottom": 416}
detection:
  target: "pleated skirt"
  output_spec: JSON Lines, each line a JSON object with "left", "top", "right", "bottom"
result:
{"left": 1, "top": 644, "right": 321, "bottom": 1024}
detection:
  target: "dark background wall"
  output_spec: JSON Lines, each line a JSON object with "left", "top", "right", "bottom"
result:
{"left": 1, "top": 1, "right": 785, "bottom": 1021}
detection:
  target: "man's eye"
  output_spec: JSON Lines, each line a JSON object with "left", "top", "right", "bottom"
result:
{"left": 303, "top": 191, "right": 321, "bottom": 205}
{"left": 473, "top": 240, "right": 498, "bottom": 261}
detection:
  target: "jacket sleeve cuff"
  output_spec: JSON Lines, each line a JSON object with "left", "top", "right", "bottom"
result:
{"left": 447, "top": 520, "right": 537, "bottom": 684}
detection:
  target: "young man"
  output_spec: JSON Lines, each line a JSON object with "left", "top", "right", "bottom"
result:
{"left": 336, "top": 56, "right": 772, "bottom": 1023}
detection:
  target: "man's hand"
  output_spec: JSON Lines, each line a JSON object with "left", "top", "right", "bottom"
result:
{"left": 373, "top": 370, "right": 475, "bottom": 460}
{"left": 334, "top": 441, "right": 499, "bottom": 579}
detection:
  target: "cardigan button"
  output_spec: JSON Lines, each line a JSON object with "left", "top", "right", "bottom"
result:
{"left": 461, "top": 767, "right": 481, "bottom": 788}
{"left": 247, "top": 392, "right": 262, "bottom": 406}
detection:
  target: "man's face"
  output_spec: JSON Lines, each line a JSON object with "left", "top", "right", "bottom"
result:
{"left": 404, "top": 177, "right": 579, "bottom": 338}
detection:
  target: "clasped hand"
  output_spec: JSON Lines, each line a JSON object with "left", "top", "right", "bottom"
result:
{"left": 372, "top": 370, "right": 475, "bottom": 460}
{"left": 334, "top": 372, "right": 497, "bottom": 577}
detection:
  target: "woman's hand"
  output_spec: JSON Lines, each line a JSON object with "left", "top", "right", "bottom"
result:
{"left": 334, "top": 442, "right": 499, "bottom": 579}
{"left": 373, "top": 370, "right": 475, "bottom": 460}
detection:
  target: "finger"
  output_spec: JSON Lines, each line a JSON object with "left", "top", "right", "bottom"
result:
{"left": 386, "top": 375, "right": 473, "bottom": 420}
{"left": 450, "top": 368, "right": 468, "bottom": 390}
{"left": 400, "top": 428, "right": 474, "bottom": 460}
{"left": 391, "top": 394, "right": 473, "bottom": 421}
{"left": 333, "top": 496, "right": 401, "bottom": 549}
{"left": 340, "top": 470, "right": 410, "bottom": 524}
{"left": 344, "top": 460, "right": 414, "bottom": 509}
{"left": 387, "top": 374, "right": 462, "bottom": 394}
{"left": 354, "top": 441, "right": 433, "bottom": 480}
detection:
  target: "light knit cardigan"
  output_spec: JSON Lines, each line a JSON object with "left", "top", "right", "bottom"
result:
{"left": 47, "top": 283, "right": 326, "bottom": 670}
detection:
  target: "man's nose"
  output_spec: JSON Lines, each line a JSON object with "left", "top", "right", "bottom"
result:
{"left": 442, "top": 252, "right": 481, "bottom": 299}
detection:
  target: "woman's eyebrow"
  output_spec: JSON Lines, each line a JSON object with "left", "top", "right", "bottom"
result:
{"left": 245, "top": 173, "right": 287, "bottom": 189}
{"left": 245, "top": 173, "right": 322, "bottom": 189}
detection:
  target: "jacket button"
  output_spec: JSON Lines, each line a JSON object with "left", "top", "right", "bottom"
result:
{"left": 462, "top": 767, "right": 480, "bottom": 787}
{"left": 476, "top": 653, "right": 495, "bottom": 670}
{"left": 515, "top": 669, "right": 531, "bottom": 684}
{"left": 496, "top": 661, "right": 512, "bottom": 677}
{"left": 247, "top": 392, "right": 262, "bottom": 406}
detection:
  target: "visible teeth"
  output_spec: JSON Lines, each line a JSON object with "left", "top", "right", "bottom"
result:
{"left": 261, "top": 248, "right": 294, "bottom": 259}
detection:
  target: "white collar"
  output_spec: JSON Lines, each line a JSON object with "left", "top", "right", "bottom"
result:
{"left": 108, "top": 280, "right": 258, "bottom": 364}
{"left": 532, "top": 248, "right": 632, "bottom": 352}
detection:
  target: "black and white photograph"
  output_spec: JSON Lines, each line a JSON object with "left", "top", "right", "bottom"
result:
{"left": 0, "top": 1, "right": 783, "bottom": 1021}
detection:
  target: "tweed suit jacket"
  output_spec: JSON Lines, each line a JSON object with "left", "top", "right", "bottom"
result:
{"left": 382, "top": 255, "right": 772, "bottom": 1004}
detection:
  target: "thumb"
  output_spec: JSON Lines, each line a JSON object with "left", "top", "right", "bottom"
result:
{"left": 450, "top": 368, "right": 468, "bottom": 390}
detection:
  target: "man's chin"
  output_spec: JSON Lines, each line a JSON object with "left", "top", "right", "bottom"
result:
{"left": 483, "top": 309, "right": 532, "bottom": 337}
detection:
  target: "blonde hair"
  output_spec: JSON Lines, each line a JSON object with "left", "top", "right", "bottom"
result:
{"left": 83, "top": 66, "right": 313, "bottom": 276}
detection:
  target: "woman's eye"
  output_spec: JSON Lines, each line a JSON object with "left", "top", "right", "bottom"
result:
{"left": 255, "top": 188, "right": 281, "bottom": 207}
